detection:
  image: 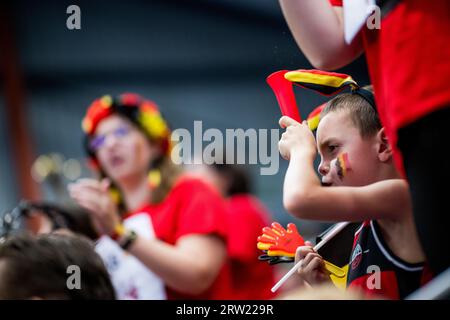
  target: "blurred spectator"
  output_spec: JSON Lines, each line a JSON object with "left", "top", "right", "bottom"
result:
{"left": 69, "top": 93, "right": 233, "bottom": 299}
{"left": 0, "top": 233, "right": 115, "bottom": 299}
{"left": 189, "top": 162, "right": 277, "bottom": 299}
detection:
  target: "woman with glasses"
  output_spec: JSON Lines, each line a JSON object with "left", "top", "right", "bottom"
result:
{"left": 69, "top": 93, "right": 233, "bottom": 299}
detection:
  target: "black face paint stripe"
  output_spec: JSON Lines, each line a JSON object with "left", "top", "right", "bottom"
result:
{"left": 336, "top": 156, "right": 345, "bottom": 180}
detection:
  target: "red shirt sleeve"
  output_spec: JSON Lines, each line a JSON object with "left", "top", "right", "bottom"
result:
{"left": 172, "top": 177, "right": 228, "bottom": 242}
{"left": 329, "top": 0, "right": 343, "bottom": 6}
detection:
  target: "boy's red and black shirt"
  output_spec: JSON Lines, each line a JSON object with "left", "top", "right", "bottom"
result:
{"left": 347, "top": 220, "right": 428, "bottom": 300}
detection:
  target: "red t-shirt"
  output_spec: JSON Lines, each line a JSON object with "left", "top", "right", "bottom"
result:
{"left": 225, "top": 194, "right": 276, "bottom": 299}
{"left": 127, "top": 175, "right": 234, "bottom": 299}
{"left": 330, "top": 0, "right": 450, "bottom": 172}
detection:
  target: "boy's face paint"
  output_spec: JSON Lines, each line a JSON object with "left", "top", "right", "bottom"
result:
{"left": 335, "top": 152, "right": 351, "bottom": 180}
{"left": 316, "top": 111, "right": 380, "bottom": 187}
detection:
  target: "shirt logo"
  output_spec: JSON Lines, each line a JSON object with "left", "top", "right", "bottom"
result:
{"left": 351, "top": 244, "right": 363, "bottom": 270}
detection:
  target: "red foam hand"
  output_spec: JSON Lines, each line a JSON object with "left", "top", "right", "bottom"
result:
{"left": 257, "top": 226, "right": 278, "bottom": 250}
{"left": 257, "top": 222, "right": 305, "bottom": 257}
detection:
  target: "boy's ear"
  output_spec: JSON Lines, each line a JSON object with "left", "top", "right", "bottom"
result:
{"left": 376, "top": 127, "right": 392, "bottom": 162}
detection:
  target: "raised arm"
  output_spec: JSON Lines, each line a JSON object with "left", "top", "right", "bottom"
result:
{"left": 278, "top": 117, "right": 412, "bottom": 222}
{"left": 278, "top": 0, "right": 364, "bottom": 70}
{"left": 284, "top": 154, "right": 412, "bottom": 222}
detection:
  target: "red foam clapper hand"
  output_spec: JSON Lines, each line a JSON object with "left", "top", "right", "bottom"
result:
{"left": 257, "top": 222, "right": 305, "bottom": 258}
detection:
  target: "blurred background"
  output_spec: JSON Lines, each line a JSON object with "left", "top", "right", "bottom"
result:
{"left": 0, "top": 0, "right": 370, "bottom": 239}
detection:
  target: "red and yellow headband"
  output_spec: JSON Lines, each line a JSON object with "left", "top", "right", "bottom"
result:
{"left": 267, "top": 69, "right": 374, "bottom": 130}
{"left": 306, "top": 103, "right": 327, "bottom": 131}
{"left": 285, "top": 69, "right": 358, "bottom": 95}
{"left": 82, "top": 93, "right": 172, "bottom": 158}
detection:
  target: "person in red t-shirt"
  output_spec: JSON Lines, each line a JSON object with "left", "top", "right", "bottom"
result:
{"left": 278, "top": 0, "right": 450, "bottom": 275}
{"left": 68, "top": 93, "right": 233, "bottom": 299}
{"left": 189, "top": 163, "right": 277, "bottom": 299}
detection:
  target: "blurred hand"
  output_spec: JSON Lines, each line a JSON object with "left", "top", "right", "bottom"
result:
{"left": 278, "top": 117, "right": 317, "bottom": 160}
{"left": 295, "top": 241, "right": 331, "bottom": 286}
{"left": 68, "top": 178, "right": 121, "bottom": 236}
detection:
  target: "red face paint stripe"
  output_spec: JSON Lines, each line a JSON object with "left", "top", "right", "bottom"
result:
{"left": 342, "top": 153, "right": 351, "bottom": 171}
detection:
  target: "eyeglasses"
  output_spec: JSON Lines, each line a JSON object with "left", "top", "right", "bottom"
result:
{"left": 90, "top": 126, "right": 131, "bottom": 151}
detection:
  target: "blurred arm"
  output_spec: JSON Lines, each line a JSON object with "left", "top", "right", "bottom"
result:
{"left": 279, "top": 0, "right": 364, "bottom": 70}
{"left": 129, "top": 234, "right": 226, "bottom": 295}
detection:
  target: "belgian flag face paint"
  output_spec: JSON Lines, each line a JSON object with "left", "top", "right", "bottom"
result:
{"left": 335, "top": 152, "right": 351, "bottom": 180}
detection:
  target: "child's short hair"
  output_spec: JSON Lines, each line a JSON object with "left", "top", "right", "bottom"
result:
{"left": 321, "top": 86, "right": 381, "bottom": 138}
